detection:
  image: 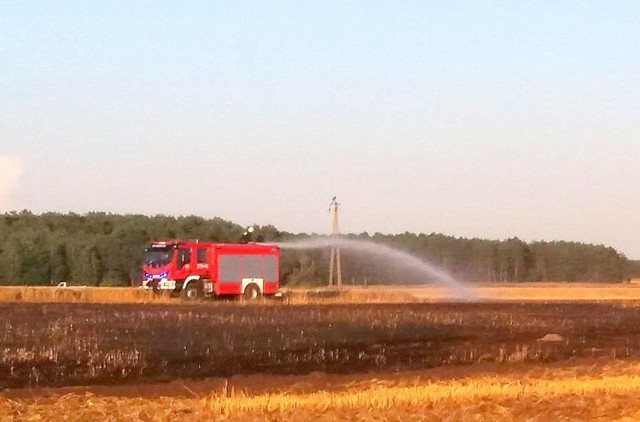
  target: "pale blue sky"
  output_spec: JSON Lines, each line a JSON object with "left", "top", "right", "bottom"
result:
{"left": 1, "top": 1, "right": 640, "bottom": 257}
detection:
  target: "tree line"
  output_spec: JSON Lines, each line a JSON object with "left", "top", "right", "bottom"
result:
{"left": 0, "top": 211, "right": 637, "bottom": 286}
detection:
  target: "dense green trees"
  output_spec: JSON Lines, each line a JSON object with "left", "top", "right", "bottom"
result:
{"left": 0, "top": 211, "right": 245, "bottom": 286}
{"left": 0, "top": 211, "right": 637, "bottom": 286}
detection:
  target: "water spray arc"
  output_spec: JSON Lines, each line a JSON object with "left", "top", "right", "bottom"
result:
{"left": 328, "top": 196, "right": 343, "bottom": 287}
{"left": 277, "top": 237, "right": 477, "bottom": 300}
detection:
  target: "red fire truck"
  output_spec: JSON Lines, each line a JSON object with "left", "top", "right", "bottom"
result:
{"left": 142, "top": 240, "right": 281, "bottom": 300}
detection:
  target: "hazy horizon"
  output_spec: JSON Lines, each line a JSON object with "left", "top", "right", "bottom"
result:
{"left": 2, "top": 2, "right": 640, "bottom": 258}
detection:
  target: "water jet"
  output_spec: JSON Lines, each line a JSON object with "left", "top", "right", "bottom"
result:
{"left": 276, "top": 237, "right": 477, "bottom": 300}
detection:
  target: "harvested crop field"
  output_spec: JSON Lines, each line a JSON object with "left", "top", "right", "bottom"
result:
{"left": 4, "top": 358, "right": 640, "bottom": 421}
{"left": 3, "top": 283, "right": 640, "bottom": 304}
{"left": 3, "top": 301, "right": 640, "bottom": 389}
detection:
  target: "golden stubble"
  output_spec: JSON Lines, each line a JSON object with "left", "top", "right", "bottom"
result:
{"left": 4, "top": 360, "right": 640, "bottom": 421}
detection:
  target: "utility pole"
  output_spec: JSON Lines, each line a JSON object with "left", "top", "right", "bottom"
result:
{"left": 328, "top": 196, "right": 343, "bottom": 287}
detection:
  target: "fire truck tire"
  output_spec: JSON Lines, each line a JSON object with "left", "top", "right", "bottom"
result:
{"left": 243, "top": 283, "right": 262, "bottom": 301}
{"left": 182, "top": 281, "right": 203, "bottom": 301}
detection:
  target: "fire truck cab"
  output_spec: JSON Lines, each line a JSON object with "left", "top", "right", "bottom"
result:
{"left": 142, "top": 240, "right": 280, "bottom": 300}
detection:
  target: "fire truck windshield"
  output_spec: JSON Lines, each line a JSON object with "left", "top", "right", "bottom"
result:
{"left": 144, "top": 248, "right": 173, "bottom": 268}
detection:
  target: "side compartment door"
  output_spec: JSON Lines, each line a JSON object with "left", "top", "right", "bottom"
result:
{"left": 217, "top": 254, "right": 242, "bottom": 295}
{"left": 263, "top": 253, "right": 280, "bottom": 293}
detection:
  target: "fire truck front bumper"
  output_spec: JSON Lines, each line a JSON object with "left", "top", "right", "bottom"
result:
{"left": 143, "top": 279, "right": 177, "bottom": 290}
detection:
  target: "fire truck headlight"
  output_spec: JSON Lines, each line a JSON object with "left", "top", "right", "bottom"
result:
{"left": 159, "top": 271, "right": 169, "bottom": 279}
{"left": 144, "top": 272, "right": 152, "bottom": 280}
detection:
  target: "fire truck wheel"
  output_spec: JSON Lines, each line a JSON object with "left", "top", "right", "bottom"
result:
{"left": 182, "top": 281, "right": 203, "bottom": 301}
{"left": 243, "top": 284, "right": 262, "bottom": 301}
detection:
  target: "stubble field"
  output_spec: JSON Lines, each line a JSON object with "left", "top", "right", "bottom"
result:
{"left": 3, "top": 285, "right": 640, "bottom": 420}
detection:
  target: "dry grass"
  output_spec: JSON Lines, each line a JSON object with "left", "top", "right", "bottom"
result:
{"left": 4, "top": 359, "right": 640, "bottom": 421}
{"left": 3, "top": 283, "right": 640, "bottom": 304}
{"left": 288, "top": 284, "right": 640, "bottom": 304}
{"left": 0, "top": 286, "right": 171, "bottom": 304}
{"left": 475, "top": 285, "right": 640, "bottom": 301}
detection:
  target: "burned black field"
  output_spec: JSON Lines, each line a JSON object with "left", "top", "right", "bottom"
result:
{"left": 2, "top": 301, "right": 640, "bottom": 389}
